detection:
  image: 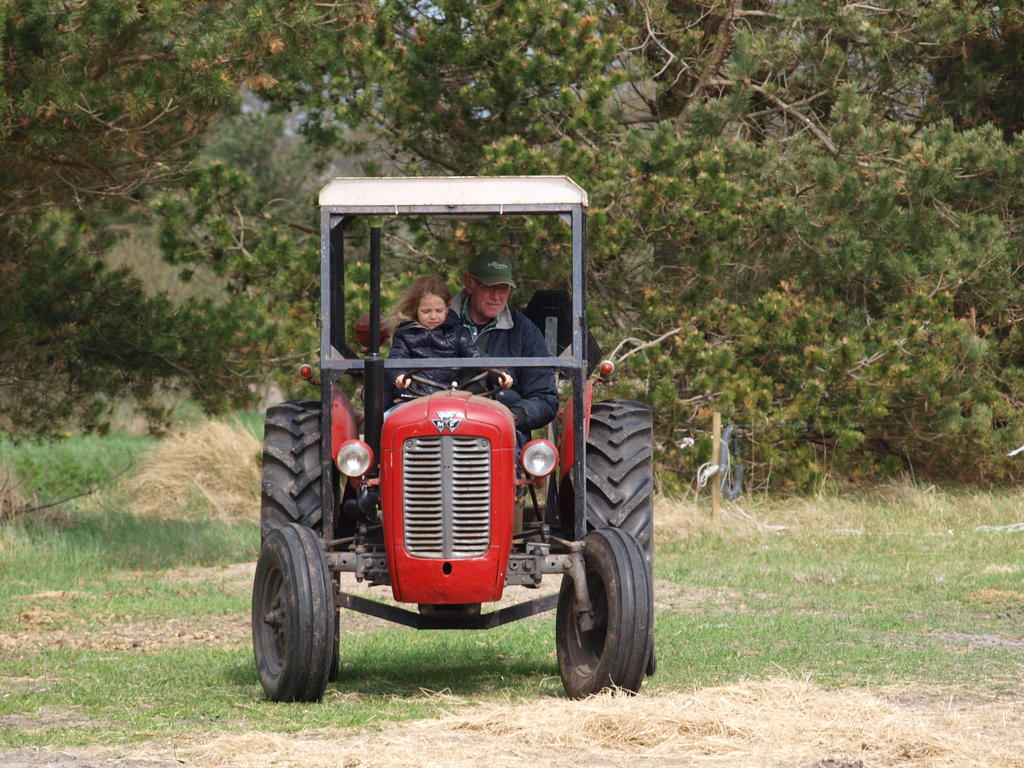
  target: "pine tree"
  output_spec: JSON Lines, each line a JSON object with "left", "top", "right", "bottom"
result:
{"left": 243, "top": 0, "right": 1024, "bottom": 487}
{"left": 0, "top": 0, "right": 314, "bottom": 435}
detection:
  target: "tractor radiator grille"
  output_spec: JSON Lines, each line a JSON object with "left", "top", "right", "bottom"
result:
{"left": 402, "top": 435, "right": 491, "bottom": 558}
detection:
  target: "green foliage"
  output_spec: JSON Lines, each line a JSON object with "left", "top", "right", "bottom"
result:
{"left": 152, "top": 158, "right": 321, "bottom": 397}
{"left": 236, "top": 0, "right": 1024, "bottom": 489}
{"left": 0, "top": 0, "right": 318, "bottom": 435}
{"left": 0, "top": 212, "right": 270, "bottom": 435}
{"left": 0, "top": 0, "right": 302, "bottom": 216}
{"left": 9, "top": 0, "right": 1024, "bottom": 486}
{"left": 202, "top": 109, "right": 322, "bottom": 212}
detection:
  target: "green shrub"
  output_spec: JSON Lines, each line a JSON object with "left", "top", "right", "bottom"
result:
{"left": 0, "top": 433, "right": 154, "bottom": 501}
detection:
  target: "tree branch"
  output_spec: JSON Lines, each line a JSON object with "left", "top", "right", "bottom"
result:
{"left": 19, "top": 459, "right": 136, "bottom": 516}
{"left": 710, "top": 78, "right": 839, "bottom": 156}
{"left": 675, "top": 0, "right": 742, "bottom": 131}
{"left": 610, "top": 326, "right": 685, "bottom": 363}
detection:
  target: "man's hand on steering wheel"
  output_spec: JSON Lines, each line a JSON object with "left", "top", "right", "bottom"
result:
{"left": 461, "top": 368, "right": 514, "bottom": 396}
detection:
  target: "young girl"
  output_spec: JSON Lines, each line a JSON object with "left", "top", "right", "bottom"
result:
{"left": 388, "top": 274, "right": 512, "bottom": 392}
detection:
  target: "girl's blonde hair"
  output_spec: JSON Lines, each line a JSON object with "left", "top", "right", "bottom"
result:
{"left": 388, "top": 274, "right": 452, "bottom": 330}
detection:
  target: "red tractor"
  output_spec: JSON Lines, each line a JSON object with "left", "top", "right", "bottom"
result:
{"left": 251, "top": 176, "right": 655, "bottom": 701}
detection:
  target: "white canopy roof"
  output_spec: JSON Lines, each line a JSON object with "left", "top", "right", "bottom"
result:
{"left": 318, "top": 175, "right": 587, "bottom": 209}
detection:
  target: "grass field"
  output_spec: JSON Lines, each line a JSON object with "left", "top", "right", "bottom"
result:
{"left": 1, "top": 425, "right": 1022, "bottom": 766}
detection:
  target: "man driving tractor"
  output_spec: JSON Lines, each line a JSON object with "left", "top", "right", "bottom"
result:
{"left": 452, "top": 253, "right": 558, "bottom": 447}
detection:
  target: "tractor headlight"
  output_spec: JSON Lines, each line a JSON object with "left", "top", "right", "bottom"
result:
{"left": 521, "top": 439, "right": 558, "bottom": 478}
{"left": 336, "top": 440, "right": 373, "bottom": 477}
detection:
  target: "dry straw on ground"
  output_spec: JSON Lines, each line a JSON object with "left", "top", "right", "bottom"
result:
{"left": 653, "top": 480, "right": 1024, "bottom": 545}
{"left": 149, "top": 680, "right": 1024, "bottom": 768}
{"left": 125, "top": 420, "right": 260, "bottom": 522}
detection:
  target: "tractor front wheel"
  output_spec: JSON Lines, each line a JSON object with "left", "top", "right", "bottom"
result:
{"left": 555, "top": 527, "right": 654, "bottom": 698}
{"left": 252, "top": 523, "right": 335, "bottom": 702}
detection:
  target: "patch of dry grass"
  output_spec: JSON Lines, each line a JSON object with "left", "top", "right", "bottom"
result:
{"left": 146, "top": 680, "right": 1024, "bottom": 767}
{"left": 653, "top": 495, "right": 793, "bottom": 543}
{"left": 653, "top": 478, "right": 1024, "bottom": 546}
{"left": 124, "top": 420, "right": 260, "bottom": 522}
{"left": 0, "top": 609, "right": 249, "bottom": 655}
{"left": 967, "top": 589, "right": 1024, "bottom": 604}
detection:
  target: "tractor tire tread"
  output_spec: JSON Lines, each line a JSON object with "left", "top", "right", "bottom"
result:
{"left": 585, "top": 400, "right": 654, "bottom": 560}
{"left": 261, "top": 401, "right": 324, "bottom": 535}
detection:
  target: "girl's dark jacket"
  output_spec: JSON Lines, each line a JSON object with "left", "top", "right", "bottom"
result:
{"left": 388, "top": 309, "right": 483, "bottom": 390}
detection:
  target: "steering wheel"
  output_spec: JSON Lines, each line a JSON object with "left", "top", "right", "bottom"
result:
{"left": 397, "top": 368, "right": 508, "bottom": 399}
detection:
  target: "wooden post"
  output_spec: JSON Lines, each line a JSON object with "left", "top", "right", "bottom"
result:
{"left": 711, "top": 411, "right": 722, "bottom": 518}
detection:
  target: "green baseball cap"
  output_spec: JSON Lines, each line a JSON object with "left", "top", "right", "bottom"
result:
{"left": 467, "top": 253, "right": 516, "bottom": 288}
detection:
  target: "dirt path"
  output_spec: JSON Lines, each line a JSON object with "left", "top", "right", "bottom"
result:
{"left": 1, "top": 563, "right": 573, "bottom": 656}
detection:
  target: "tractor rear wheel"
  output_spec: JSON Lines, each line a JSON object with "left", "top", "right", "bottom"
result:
{"left": 586, "top": 399, "right": 656, "bottom": 677}
{"left": 252, "top": 523, "right": 334, "bottom": 702}
{"left": 555, "top": 527, "right": 654, "bottom": 698}
{"left": 261, "top": 401, "right": 323, "bottom": 536}
{"left": 585, "top": 400, "right": 654, "bottom": 560}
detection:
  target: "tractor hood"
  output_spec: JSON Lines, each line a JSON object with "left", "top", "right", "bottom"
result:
{"left": 378, "top": 390, "right": 517, "bottom": 605}
{"left": 382, "top": 389, "right": 514, "bottom": 441}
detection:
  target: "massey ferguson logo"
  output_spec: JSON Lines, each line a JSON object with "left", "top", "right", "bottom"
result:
{"left": 432, "top": 410, "right": 462, "bottom": 433}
